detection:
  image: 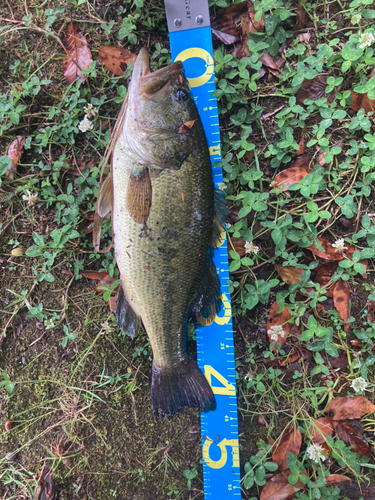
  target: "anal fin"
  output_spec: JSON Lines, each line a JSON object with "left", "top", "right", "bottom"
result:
{"left": 191, "top": 259, "right": 222, "bottom": 327}
{"left": 116, "top": 283, "right": 140, "bottom": 338}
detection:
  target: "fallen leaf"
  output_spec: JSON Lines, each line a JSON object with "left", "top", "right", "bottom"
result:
{"left": 350, "top": 90, "right": 375, "bottom": 114}
{"left": 313, "top": 260, "right": 338, "bottom": 277}
{"left": 296, "top": 128, "right": 307, "bottom": 155}
{"left": 260, "top": 472, "right": 304, "bottom": 500}
{"left": 78, "top": 212, "right": 95, "bottom": 234}
{"left": 333, "top": 279, "right": 351, "bottom": 322}
{"left": 211, "top": 2, "right": 247, "bottom": 44}
{"left": 333, "top": 420, "right": 371, "bottom": 457}
{"left": 81, "top": 270, "right": 109, "bottom": 280}
{"left": 267, "top": 302, "right": 293, "bottom": 349}
{"left": 274, "top": 264, "right": 304, "bottom": 285}
{"left": 294, "top": 2, "right": 309, "bottom": 30}
{"left": 34, "top": 465, "right": 57, "bottom": 500}
{"left": 98, "top": 46, "right": 137, "bottom": 76}
{"left": 94, "top": 274, "right": 118, "bottom": 294}
{"left": 273, "top": 165, "right": 310, "bottom": 191}
{"left": 108, "top": 296, "right": 117, "bottom": 313}
{"left": 272, "top": 426, "right": 302, "bottom": 470}
{"left": 260, "top": 50, "right": 282, "bottom": 72}
{"left": 329, "top": 349, "right": 350, "bottom": 369}
{"left": 326, "top": 396, "right": 375, "bottom": 420}
{"left": 325, "top": 474, "right": 351, "bottom": 485}
{"left": 308, "top": 237, "right": 346, "bottom": 261}
{"left": 367, "top": 300, "right": 375, "bottom": 323}
{"left": 296, "top": 75, "right": 337, "bottom": 104}
{"left": 6, "top": 136, "right": 25, "bottom": 179}
{"left": 11, "top": 247, "right": 24, "bottom": 256}
{"left": 62, "top": 22, "right": 93, "bottom": 83}
{"left": 228, "top": 237, "right": 247, "bottom": 258}
{"left": 247, "top": 0, "right": 265, "bottom": 32}
{"left": 309, "top": 417, "right": 334, "bottom": 444}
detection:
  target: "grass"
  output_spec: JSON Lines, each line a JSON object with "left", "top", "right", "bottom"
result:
{"left": 1, "top": 0, "right": 375, "bottom": 499}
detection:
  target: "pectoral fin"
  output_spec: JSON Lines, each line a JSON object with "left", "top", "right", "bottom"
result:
{"left": 97, "top": 175, "right": 112, "bottom": 218}
{"left": 190, "top": 259, "right": 222, "bottom": 326}
{"left": 126, "top": 167, "right": 152, "bottom": 224}
{"left": 116, "top": 283, "right": 140, "bottom": 338}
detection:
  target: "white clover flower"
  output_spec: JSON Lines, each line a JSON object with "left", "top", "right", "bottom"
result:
{"left": 332, "top": 238, "right": 346, "bottom": 252}
{"left": 350, "top": 376, "right": 368, "bottom": 393}
{"left": 22, "top": 190, "right": 38, "bottom": 206}
{"left": 226, "top": 223, "right": 232, "bottom": 229}
{"left": 245, "top": 241, "right": 259, "bottom": 254}
{"left": 359, "top": 32, "right": 375, "bottom": 49}
{"left": 217, "top": 182, "right": 227, "bottom": 191}
{"left": 268, "top": 325, "right": 285, "bottom": 342}
{"left": 351, "top": 357, "right": 361, "bottom": 370}
{"left": 78, "top": 115, "right": 94, "bottom": 133}
{"left": 351, "top": 14, "right": 361, "bottom": 24}
{"left": 244, "top": 373, "right": 253, "bottom": 382}
{"left": 307, "top": 443, "right": 327, "bottom": 463}
{"left": 101, "top": 321, "right": 113, "bottom": 335}
{"left": 270, "top": 180, "right": 277, "bottom": 189}
{"left": 83, "top": 103, "right": 98, "bottom": 119}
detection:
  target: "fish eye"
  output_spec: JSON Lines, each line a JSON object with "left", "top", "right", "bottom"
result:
{"left": 174, "top": 88, "right": 189, "bottom": 102}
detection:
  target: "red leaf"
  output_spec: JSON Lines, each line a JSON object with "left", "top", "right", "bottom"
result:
{"left": 266, "top": 302, "right": 293, "bottom": 349}
{"left": 273, "top": 165, "right": 310, "bottom": 191}
{"left": 260, "top": 50, "right": 280, "bottom": 71}
{"left": 98, "top": 46, "right": 137, "bottom": 76}
{"left": 333, "top": 280, "right": 351, "bottom": 322}
{"left": 62, "top": 22, "right": 93, "bottom": 83}
{"left": 333, "top": 420, "right": 371, "bottom": 457}
{"left": 6, "top": 136, "right": 25, "bottom": 179}
{"left": 350, "top": 90, "right": 375, "bottom": 114}
{"left": 108, "top": 296, "right": 117, "bottom": 313}
{"left": 296, "top": 75, "right": 337, "bottom": 104}
{"left": 81, "top": 270, "right": 109, "bottom": 280}
{"left": 295, "top": 128, "right": 307, "bottom": 155}
{"left": 326, "top": 396, "right": 375, "bottom": 420}
{"left": 308, "top": 237, "right": 346, "bottom": 261}
{"left": 78, "top": 212, "right": 95, "bottom": 234}
{"left": 260, "top": 472, "right": 304, "bottom": 500}
{"left": 325, "top": 474, "right": 351, "bottom": 485}
{"left": 309, "top": 417, "right": 334, "bottom": 444}
{"left": 313, "top": 260, "right": 338, "bottom": 277}
{"left": 272, "top": 426, "right": 302, "bottom": 470}
{"left": 228, "top": 237, "right": 247, "bottom": 258}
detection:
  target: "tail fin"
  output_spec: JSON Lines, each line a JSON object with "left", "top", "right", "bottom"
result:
{"left": 151, "top": 358, "right": 216, "bottom": 418}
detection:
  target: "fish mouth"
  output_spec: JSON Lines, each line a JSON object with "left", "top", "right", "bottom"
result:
{"left": 132, "top": 48, "right": 184, "bottom": 100}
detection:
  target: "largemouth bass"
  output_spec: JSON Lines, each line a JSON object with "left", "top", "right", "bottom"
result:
{"left": 95, "top": 48, "right": 223, "bottom": 418}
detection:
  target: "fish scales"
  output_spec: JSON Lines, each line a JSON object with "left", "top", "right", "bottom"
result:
{"left": 99, "top": 48, "right": 221, "bottom": 417}
{"left": 112, "top": 134, "right": 214, "bottom": 368}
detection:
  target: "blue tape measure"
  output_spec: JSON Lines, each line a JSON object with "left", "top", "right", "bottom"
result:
{"left": 164, "top": 2, "right": 241, "bottom": 497}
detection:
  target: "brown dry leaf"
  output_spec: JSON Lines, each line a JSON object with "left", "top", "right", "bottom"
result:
{"left": 78, "top": 212, "right": 95, "bottom": 234}
{"left": 34, "top": 465, "right": 57, "bottom": 500}
{"left": 228, "top": 237, "right": 247, "bottom": 258}
{"left": 260, "top": 50, "right": 281, "bottom": 72}
{"left": 325, "top": 475, "right": 351, "bottom": 485}
{"left": 273, "top": 165, "right": 310, "bottom": 191}
{"left": 94, "top": 275, "right": 118, "bottom": 294}
{"left": 272, "top": 426, "right": 302, "bottom": 470}
{"left": 108, "top": 296, "right": 117, "bottom": 313}
{"left": 313, "top": 260, "right": 338, "bottom": 277}
{"left": 350, "top": 90, "right": 375, "bottom": 114}
{"left": 81, "top": 270, "right": 109, "bottom": 280}
{"left": 309, "top": 417, "right": 334, "bottom": 444}
{"left": 326, "top": 396, "right": 375, "bottom": 420}
{"left": 333, "top": 420, "right": 371, "bottom": 457}
{"left": 308, "top": 237, "right": 346, "bottom": 261}
{"left": 267, "top": 302, "right": 293, "bottom": 349}
{"left": 294, "top": 2, "right": 309, "bottom": 30}
{"left": 260, "top": 472, "right": 304, "bottom": 500}
{"left": 98, "top": 46, "right": 137, "bottom": 76}
{"left": 6, "top": 136, "right": 25, "bottom": 179}
{"left": 211, "top": 2, "right": 247, "bottom": 44}
{"left": 296, "top": 128, "right": 307, "bottom": 155}
{"left": 247, "top": 0, "right": 264, "bottom": 31}
{"left": 274, "top": 264, "right": 304, "bottom": 285}
{"left": 333, "top": 280, "right": 351, "bottom": 322}
{"left": 62, "top": 22, "right": 93, "bottom": 83}
{"left": 367, "top": 300, "right": 375, "bottom": 323}
{"left": 329, "top": 349, "right": 350, "bottom": 369}
{"left": 296, "top": 75, "right": 336, "bottom": 104}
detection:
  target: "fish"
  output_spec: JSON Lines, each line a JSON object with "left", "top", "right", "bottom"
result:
{"left": 94, "top": 48, "right": 224, "bottom": 418}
